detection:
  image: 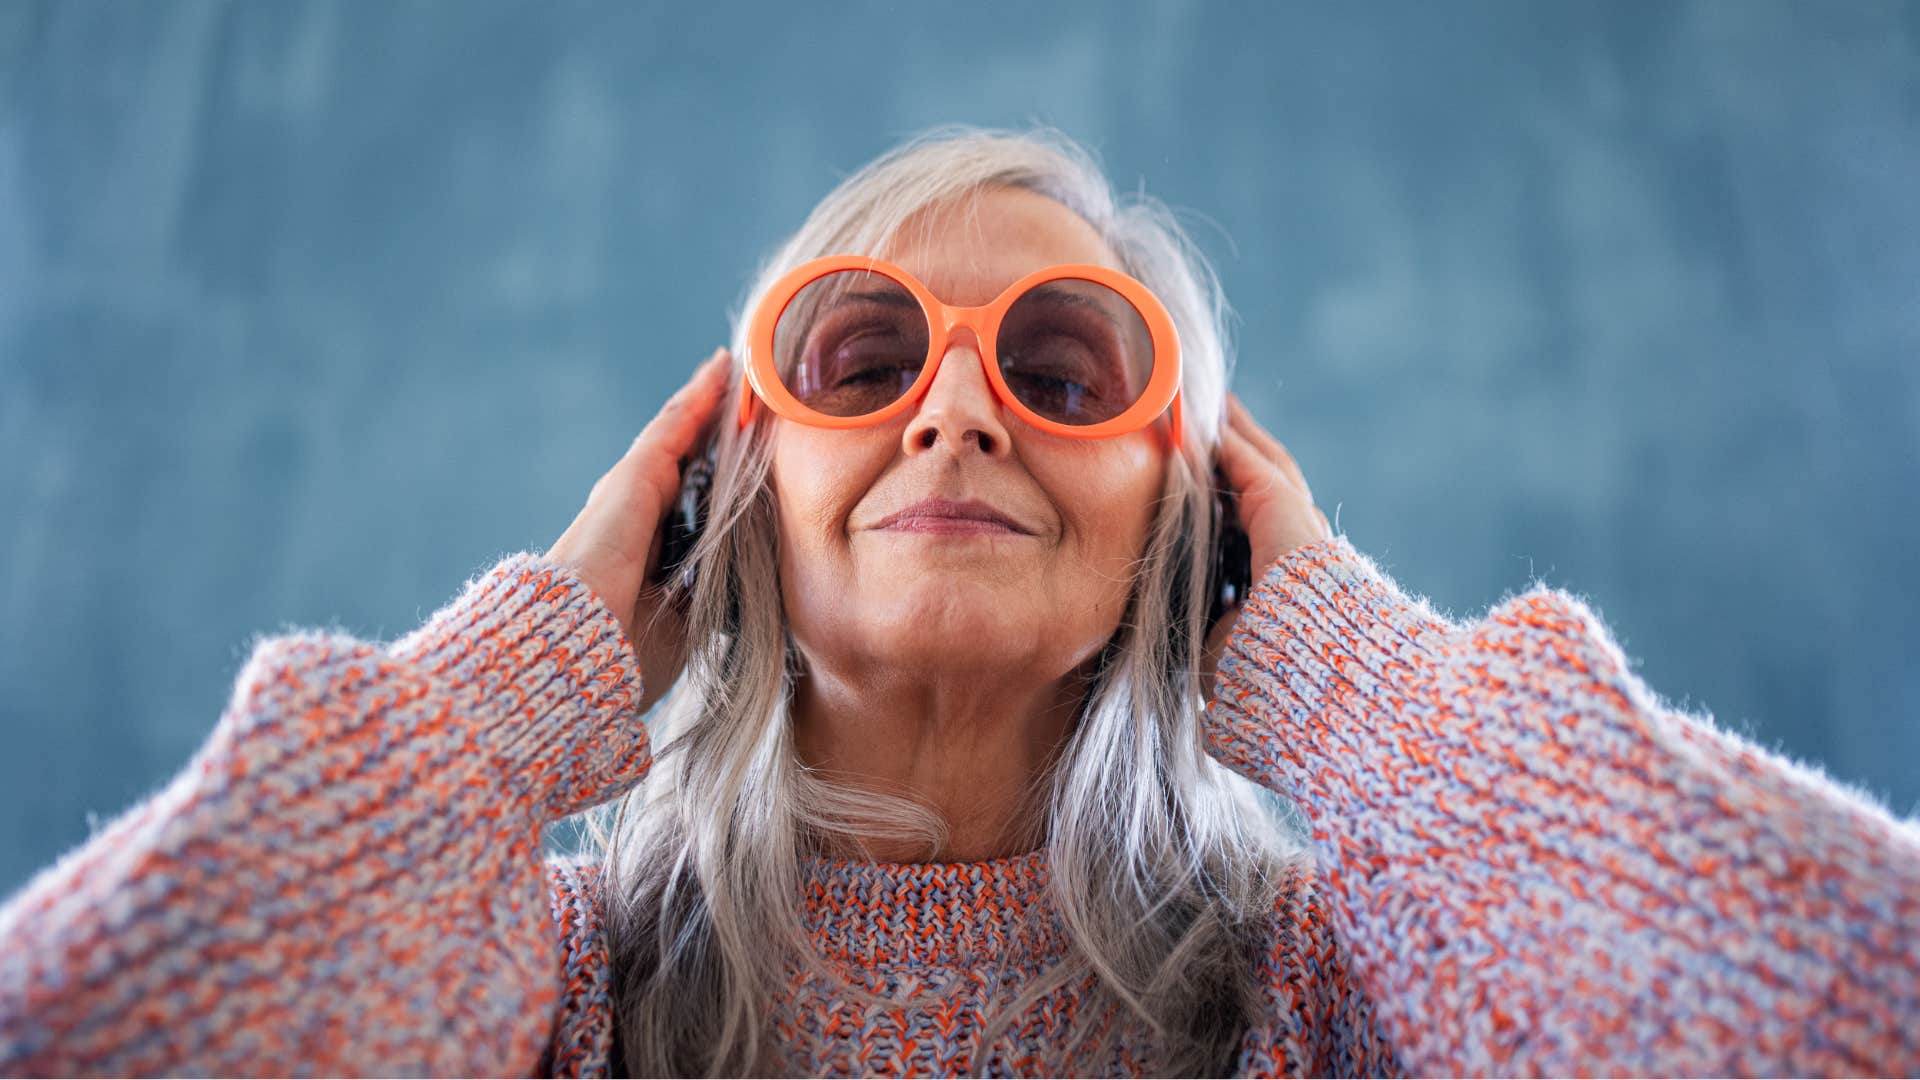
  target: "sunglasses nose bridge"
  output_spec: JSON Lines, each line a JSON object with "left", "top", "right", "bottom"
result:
{"left": 911, "top": 309, "right": 1005, "bottom": 416}
{"left": 925, "top": 304, "right": 992, "bottom": 368}
{"left": 933, "top": 301, "right": 989, "bottom": 342}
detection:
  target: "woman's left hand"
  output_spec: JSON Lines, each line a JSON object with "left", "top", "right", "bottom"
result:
{"left": 1201, "top": 393, "right": 1334, "bottom": 708}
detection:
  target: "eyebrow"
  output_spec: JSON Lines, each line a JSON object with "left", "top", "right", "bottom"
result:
{"left": 843, "top": 289, "right": 921, "bottom": 309}
{"left": 1021, "top": 284, "right": 1132, "bottom": 330}
{"left": 1023, "top": 283, "right": 1097, "bottom": 308}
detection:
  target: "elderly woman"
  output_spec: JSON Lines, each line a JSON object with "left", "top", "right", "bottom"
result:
{"left": 1, "top": 127, "right": 1914, "bottom": 1078}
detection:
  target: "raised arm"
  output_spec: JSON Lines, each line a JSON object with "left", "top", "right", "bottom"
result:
{"left": 0, "top": 554, "right": 649, "bottom": 1076}
{"left": 1207, "top": 534, "right": 1920, "bottom": 1077}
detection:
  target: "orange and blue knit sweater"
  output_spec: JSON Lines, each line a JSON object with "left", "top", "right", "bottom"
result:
{"left": 1, "top": 535, "right": 1915, "bottom": 1076}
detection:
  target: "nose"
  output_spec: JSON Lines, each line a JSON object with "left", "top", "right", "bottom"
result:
{"left": 902, "top": 332, "right": 1013, "bottom": 458}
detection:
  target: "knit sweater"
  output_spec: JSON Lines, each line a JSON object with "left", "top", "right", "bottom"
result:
{"left": 1, "top": 535, "right": 1915, "bottom": 1076}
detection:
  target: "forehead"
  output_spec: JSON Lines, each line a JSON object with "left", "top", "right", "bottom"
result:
{"left": 877, "top": 185, "right": 1121, "bottom": 308}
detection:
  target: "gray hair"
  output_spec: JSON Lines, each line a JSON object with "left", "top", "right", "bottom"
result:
{"left": 575, "top": 124, "right": 1307, "bottom": 1076}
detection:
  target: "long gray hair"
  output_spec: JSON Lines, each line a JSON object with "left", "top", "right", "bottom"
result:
{"left": 572, "top": 125, "right": 1307, "bottom": 1076}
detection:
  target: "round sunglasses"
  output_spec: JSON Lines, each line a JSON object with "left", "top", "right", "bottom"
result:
{"left": 735, "top": 255, "right": 1184, "bottom": 447}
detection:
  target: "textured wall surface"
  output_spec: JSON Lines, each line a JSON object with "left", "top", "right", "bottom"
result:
{"left": 1, "top": 0, "right": 1916, "bottom": 894}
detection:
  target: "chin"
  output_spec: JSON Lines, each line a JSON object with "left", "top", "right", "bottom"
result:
{"left": 863, "top": 590, "right": 1017, "bottom": 637}
{"left": 876, "top": 569, "right": 1023, "bottom": 607}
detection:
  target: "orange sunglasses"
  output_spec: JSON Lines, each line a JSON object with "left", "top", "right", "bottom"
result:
{"left": 736, "top": 255, "right": 1184, "bottom": 447}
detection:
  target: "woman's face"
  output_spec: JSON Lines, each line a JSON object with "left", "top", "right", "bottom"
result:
{"left": 771, "top": 185, "right": 1170, "bottom": 683}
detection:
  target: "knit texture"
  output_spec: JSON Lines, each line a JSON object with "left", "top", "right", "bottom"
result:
{"left": 2, "top": 535, "right": 1915, "bottom": 1076}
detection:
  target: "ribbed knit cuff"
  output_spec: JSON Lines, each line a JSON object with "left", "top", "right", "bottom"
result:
{"left": 385, "top": 552, "right": 649, "bottom": 822}
{"left": 1207, "top": 534, "right": 1458, "bottom": 788}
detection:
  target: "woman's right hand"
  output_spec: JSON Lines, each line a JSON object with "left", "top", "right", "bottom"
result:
{"left": 546, "top": 346, "right": 733, "bottom": 716}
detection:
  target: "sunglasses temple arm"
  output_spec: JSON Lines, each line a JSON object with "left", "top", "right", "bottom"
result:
{"left": 1169, "top": 393, "right": 1183, "bottom": 450}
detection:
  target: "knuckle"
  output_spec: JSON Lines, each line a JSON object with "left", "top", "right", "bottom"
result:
{"left": 639, "top": 456, "right": 680, "bottom": 495}
{"left": 634, "top": 416, "right": 672, "bottom": 446}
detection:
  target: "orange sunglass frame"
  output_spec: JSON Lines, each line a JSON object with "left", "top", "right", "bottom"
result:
{"left": 737, "top": 255, "right": 1184, "bottom": 447}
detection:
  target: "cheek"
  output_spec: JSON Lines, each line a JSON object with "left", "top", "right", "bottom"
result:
{"left": 1049, "top": 438, "right": 1164, "bottom": 561}
{"left": 770, "top": 431, "right": 882, "bottom": 562}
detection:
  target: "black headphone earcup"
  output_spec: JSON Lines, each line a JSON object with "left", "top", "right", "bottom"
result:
{"left": 656, "top": 443, "right": 716, "bottom": 602}
{"left": 1204, "top": 473, "right": 1252, "bottom": 628}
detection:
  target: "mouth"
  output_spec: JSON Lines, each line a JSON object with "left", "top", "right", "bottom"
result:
{"left": 870, "top": 497, "right": 1035, "bottom": 535}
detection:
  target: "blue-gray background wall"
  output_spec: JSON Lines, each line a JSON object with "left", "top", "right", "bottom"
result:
{"left": 2, "top": 1, "right": 1916, "bottom": 895}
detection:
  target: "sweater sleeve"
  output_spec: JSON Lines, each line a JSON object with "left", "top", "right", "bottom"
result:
{"left": 0, "top": 553, "right": 650, "bottom": 1077}
{"left": 1206, "top": 534, "right": 1920, "bottom": 1077}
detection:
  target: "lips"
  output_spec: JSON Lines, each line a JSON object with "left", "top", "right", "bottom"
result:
{"left": 871, "top": 497, "right": 1034, "bottom": 534}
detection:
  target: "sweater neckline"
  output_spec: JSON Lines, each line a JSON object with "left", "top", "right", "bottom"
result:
{"left": 796, "top": 847, "right": 1067, "bottom": 969}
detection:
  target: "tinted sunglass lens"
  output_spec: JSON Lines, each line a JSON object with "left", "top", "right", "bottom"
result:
{"left": 995, "top": 279, "right": 1154, "bottom": 426}
{"left": 772, "top": 271, "right": 930, "bottom": 418}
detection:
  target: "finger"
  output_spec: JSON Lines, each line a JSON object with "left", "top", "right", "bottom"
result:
{"left": 639, "top": 347, "right": 731, "bottom": 451}
{"left": 1225, "top": 394, "right": 1286, "bottom": 465}
{"left": 583, "top": 345, "right": 725, "bottom": 511}
{"left": 622, "top": 348, "right": 732, "bottom": 488}
{"left": 1214, "top": 409, "right": 1284, "bottom": 502}
{"left": 1271, "top": 439, "right": 1311, "bottom": 502}
{"left": 1227, "top": 394, "right": 1312, "bottom": 499}
{"left": 1225, "top": 394, "right": 1290, "bottom": 470}
{"left": 1225, "top": 395, "right": 1311, "bottom": 502}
